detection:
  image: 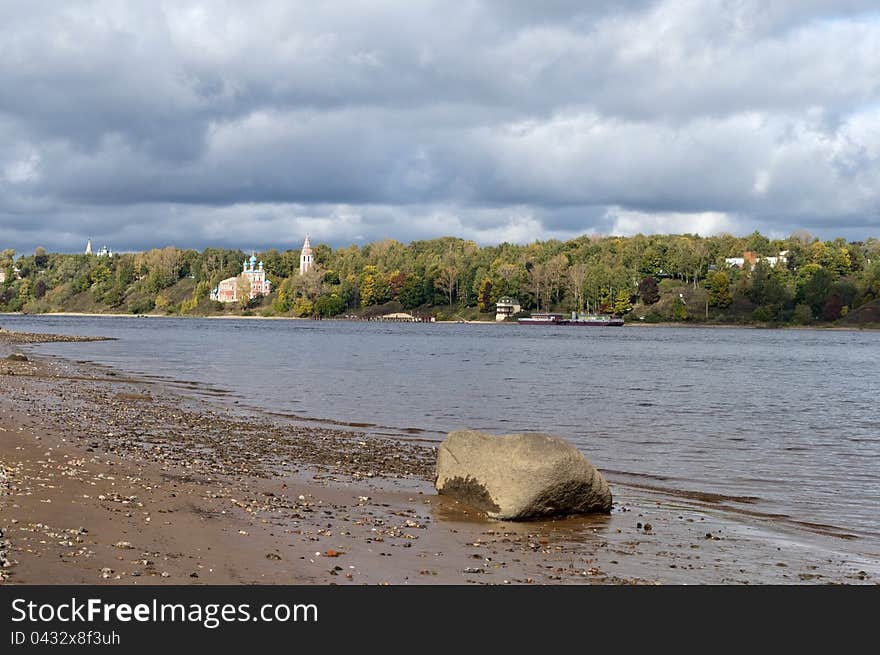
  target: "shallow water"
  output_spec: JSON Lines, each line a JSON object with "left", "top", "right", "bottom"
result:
{"left": 5, "top": 314, "right": 880, "bottom": 556}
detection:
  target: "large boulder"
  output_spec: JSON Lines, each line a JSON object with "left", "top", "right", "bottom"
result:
{"left": 434, "top": 430, "right": 612, "bottom": 520}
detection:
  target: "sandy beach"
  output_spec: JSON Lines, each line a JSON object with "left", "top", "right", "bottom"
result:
{"left": 0, "top": 328, "right": 876, "bottom": 585}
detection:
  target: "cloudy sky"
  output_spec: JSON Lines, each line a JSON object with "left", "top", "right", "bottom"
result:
{"left": 2, "top": 1, "right": 880, "bottom": 253}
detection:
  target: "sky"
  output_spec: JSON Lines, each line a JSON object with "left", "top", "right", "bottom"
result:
{"left": 2, "top": 0, "right": 880, "bottom": 254}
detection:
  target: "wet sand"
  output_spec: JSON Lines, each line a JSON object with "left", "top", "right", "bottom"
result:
{"left": 0, "top": 330, "right": 877, "bottom": 585}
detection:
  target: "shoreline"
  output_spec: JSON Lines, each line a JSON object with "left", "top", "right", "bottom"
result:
{"left": 3, "top": 311, "right": 877, "bottom": 332}
{"left": 1, "top": 330, "right": 878, "bottom": 585}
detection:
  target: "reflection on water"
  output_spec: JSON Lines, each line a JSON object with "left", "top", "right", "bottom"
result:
{"left": 7, "top": 314, "right": 880, "bottom": 552}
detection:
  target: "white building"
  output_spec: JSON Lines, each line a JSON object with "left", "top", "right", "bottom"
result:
{"left": 85, "top": 239, "right": 113, "bottom": 257}
{"left": 724, "top": 251, "right": 789, "bottom": 269}
{"left": 299, "top": 235, "right": 314, "bottom": 275}
{"left": 495, "top": 296, "right": 521, "bottom": 321}
{"left": 0, "top": 259, "right": 21, "bottom": 283}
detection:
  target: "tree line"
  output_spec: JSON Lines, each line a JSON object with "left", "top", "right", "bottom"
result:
{"left": 1, "top": 230, "right": 878, "bottom": 325}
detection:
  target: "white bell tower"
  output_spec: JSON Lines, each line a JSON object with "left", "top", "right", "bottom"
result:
{"left": 299, "top": 235, "right": 314, "bottom": 275}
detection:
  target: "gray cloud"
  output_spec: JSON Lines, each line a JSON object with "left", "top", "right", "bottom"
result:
{"left": 1, "top": 0, "right": 880, "bottom": 253}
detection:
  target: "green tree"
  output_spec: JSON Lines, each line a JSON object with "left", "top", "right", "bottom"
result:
{"left": 792, "top": 304, "right": 812, "bottom": 325}
{"left": 399, "top": 273, "right": 428, "bottom": 309}
{"left": 613, "top": 289, "right": 632, "bottom": 316}
{"left": 809, "top": 241, "right": 830, "bottom": 266}
{"left": 566, "top": 262, "right": 588, "bottom": 310}
{"left": 433, "top": 256, "right": 460, "bottom": 307}
{"left": 492, "top": 261, "right": 525, "bottom": 297}
{"left": 749, "top": 261, "right": 790, "bottom": 308}
{"left": 638, "top": 248, "right": 661, "bottom": 277}
{"left": 273, "top": 296, "right": 292, "bottom": 314}
{"left": 312, "top": 243, "right": 332, "bottom": 266}
{"left": 34, "top": 246, "right": 48, "bottom": 268}
{"left": 293, "top": 297, "right": 314, "bottom": 317}
{"left": 745, "top": 230, "right": 772, "bottom": 255}
{"left": 799, "top": 266, "right": 833, "bottom": 314}
{"left": 672, "top": 295, "right": 688, "bottom": 321}
{"left": 544, "top": 253, "right": 569, "bottom": 305}
{"left": 18, "top": 279, "right": 31, "bottom": 302}
{"left": 860, "top": 261, "right": 880, "bottom": 302}
{"left": 236, "top": 275, "right": 252, "bottom": 309}
{"left": 477, "top": 277, "right": 493, "bottom": 312}
{"left": 103, "top": 286, "right": 124, "bottom": 308}
{"left": 707, "top": 271, "right": 732, "bottom": 308}
{"left": 360, "top": 266, "right": 392, "bottom": 307}
{"left": 0, "top": 249, "right": 15, "bottom": 272}
{"left": 260, "top": 249, "right": 285, "bottom": 278}
{"left": 314, "top": 293, "right": 346, "bottom": 317}
{"left": 154, "top": 293, "right": 172, "bottom": 312}
{"left": 830, "top": 247, "right": 852, "bottom": 276}
{"left": 527, "top": 262, "right": 550, "bottom": 310}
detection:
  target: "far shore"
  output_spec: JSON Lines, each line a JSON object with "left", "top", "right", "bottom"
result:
{"left": 1, "top": 310, "right": 876, "bottom": 331}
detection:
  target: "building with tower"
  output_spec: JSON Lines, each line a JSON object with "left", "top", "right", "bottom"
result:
{"left": 210, "top": 253, "right": 272, "bottom": 303}
{"left": 85, "top": 239, "right": 112, "bottom": 257}
{"left": 299, "top": 235, "right": 314, "bottom": 275}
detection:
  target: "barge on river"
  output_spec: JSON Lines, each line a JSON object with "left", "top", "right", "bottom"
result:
{"left": 517, "top": 312, "right": 624, "bottom": 326}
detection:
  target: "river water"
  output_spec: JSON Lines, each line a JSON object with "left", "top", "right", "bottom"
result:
{"left": 4, "top": 314, "right": 879, "bottom": 557}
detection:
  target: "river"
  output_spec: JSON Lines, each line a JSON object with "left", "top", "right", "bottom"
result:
{"left": 4, "top": 314, "right": 879, "bottom": 558}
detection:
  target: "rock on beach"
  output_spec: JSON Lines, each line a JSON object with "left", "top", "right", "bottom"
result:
{"left": 434, "top": 430, "right": 612, "bottom": 520}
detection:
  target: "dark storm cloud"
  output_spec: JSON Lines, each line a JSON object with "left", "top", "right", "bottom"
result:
{"left": 1, "top": 0, "right": 880, "bottom": 253}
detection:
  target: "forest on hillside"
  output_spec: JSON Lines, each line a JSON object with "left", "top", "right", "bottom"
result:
{"left": 2, "top": 230, "right": 879, "bottom": 326}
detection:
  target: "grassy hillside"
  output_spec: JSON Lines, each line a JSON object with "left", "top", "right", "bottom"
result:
{"left": 838, "top": 298, "right": 880, "bottom": 327}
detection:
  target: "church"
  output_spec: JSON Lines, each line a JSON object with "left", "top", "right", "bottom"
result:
{"left": 299, "top": 235, "right": 314, "bottom": 274}
{"left": 211, "top": 254, "right": 272, "bottom": 303}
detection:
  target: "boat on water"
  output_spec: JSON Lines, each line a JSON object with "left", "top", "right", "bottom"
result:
{"left": 564, "top": 312, "right": 625, "bottom": 327}
{"left": 516, "top": 312, "right": 566, "bottom": 325}
{"left": 517, "top": 311, "right": 624, "bottom": 326}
